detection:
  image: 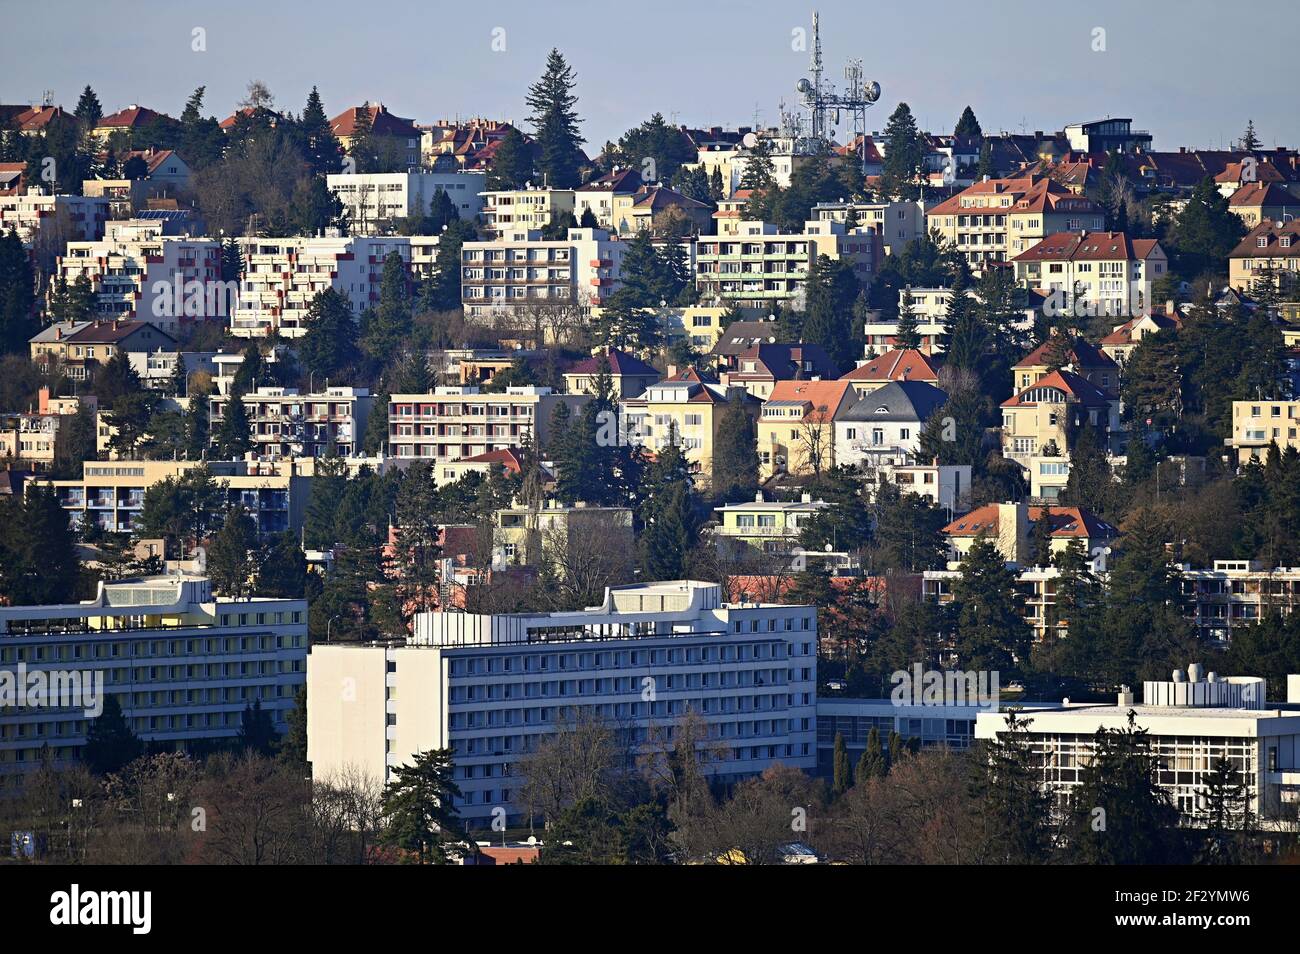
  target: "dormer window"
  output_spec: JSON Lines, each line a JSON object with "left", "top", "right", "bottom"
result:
{"left": 1282, "top": 237, "right": 1292, "bottom": 248}
{"left": 1258, "top": 237, "right": 1269, "bottom": 248}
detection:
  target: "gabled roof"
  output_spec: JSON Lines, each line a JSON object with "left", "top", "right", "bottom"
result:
{"left": 1230, "top": 219, "right": 1300, "bottom": 257}
{"left": 4, "top": 105, "right": 66, "bottom": 133}
{"left": 30, "top": 321, "right": 92, "bottom": 344}
{"left": 1011, "top": 230, "right": 1162, "bottom": 263}
{"left": 1215, "top": 160, "right": 1287, "bottom": 184}
{"left": 727, "top": 342, "right": 837, "bottom": 381}
{"left": 711, "top": 320, "right": 784, "bottom": 356}
{"left": 840, "top": 348, "right": 940, "bottom": 384}
{"left": 330, "top": 103, "right": 418, "bottom": 139}
{"left": 943, "top": 504, "right": 1118, "bottom": 539}
{"left": 578, "top": 168, "right": 642, "bottom": 194}
{"left": 96, "top": 106, "right": 171, "bottom": 130}
{"left": 764, "top": 380, "right": 856, "bottom": 423}
{"left": 119, "top": 147, "right": 183, "bottom": 176}
{"left": 1100, "top": 312, "right": 1181, "bottom": 346}
{"left": 839, "top": 380, "right": 948, "bottom": 423}
{"left": 926, "top": 174, "right": 1100, "bottom": 218}
{"left": 565, "top": 348, "right": 660, "bottom": 377}
{"left": 1228, "top": 182, "right": 1296, "bottom": 209}
{"left": 629, "top": 185, "right": 710, "bottom": 212}
{"left": 1000, "top": 368, "right": 1114, "bottom": 408}
{"left": 64, "top": 320, "right": 176, "bottom": 346}
{"left": 1014, "top": 336, "right": 1118, "bottom": 370}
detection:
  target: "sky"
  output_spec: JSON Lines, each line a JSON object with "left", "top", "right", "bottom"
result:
{"left": 2, "top": 0, "right": 1296, "bottom": 153}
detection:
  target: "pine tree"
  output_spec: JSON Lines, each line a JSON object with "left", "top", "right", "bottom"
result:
{"left": 938, "top": 270, "right": 987, "bottom": 371}
{"left": 954, "top": 105, "right": 982, "bottom": 139}
{"left": 215, "top": 393, "right": 252, "bottom": 458}
{"left": 381, "top": 748, "right": 465, "bottom": 864}
{"left": 0, "top": 226, "right": 37, "bottom": 355}
{"left": 302, "top": 86, "right": 341, "bottom": 177}
{"left": 1240, "top": 119, "right": 1261, "bottom": 152}
{"left": 526, "top": 50, "right": 585, "bottom": 188}
{"left": 879, "top": 103, "right": 925, "bottom": 200}
{"left": 894, "top": 287, "right": 922, "bottom": 350}
{"left": 486, "top": 126, "right": 534, "bottom": 189}
{"left": 347, "top": 103, "right": 375, "bottom": 173}
{"left": 855, "top": 726, "right": 886, "bottom": 783}
{"left": 950, "top": 535, "right": 1032, "bottom": 673}
{"left": 236, "top": 699, "right": 278, "bottom": 756}
{"left": 832, "top": 732, "right": 851, "bottom": 796}
{"left": 83, "top": 696, "right": 143, "bottom": 775}
{"left": 637, "top": 439, "right": 697, "bottom": 580}
{"left": 363, "top": 251, "right": 413, "bottom": 360}
{"left": 800, "top": 255, "right": 859, "bottom": 371}
{"left": 74, "top": 85, "right": 103, "bottom": 127}
{"left": 300, "top": 288, "right": 359, "bottom": 380}
{"left": 710, "top": 397, "right": 759, "bottom": 501}
{"left": 207, "top": 506, "right": 259, "bottom": 597}
{"left": 1199, "top": 756, "right": 1255, "bottom": 864}
{"left": 972, "top": 710, "right": 1054, "bottom": 863}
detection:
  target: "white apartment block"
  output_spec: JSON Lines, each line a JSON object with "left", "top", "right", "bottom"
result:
{"left": 975, "top": 666, "right": 1300, "bottom": 828}
{"left": 38, "top": 459, "right": 312, "bottom": 536}
{"left": 460, "top": 227, "right": 626, "bottom": 319}
{"left": 385, "top": 386, "right": 588, "bottom": 463}
{"left": 57, "top": 220, "right": 222, "bottom": 335}
{"left": 0, "top": 576, "right": 308, "bottom": 790}
{"left": 1011, "top": 231, "right": 1167, "bottom": 319}
{"left": 695, "top": 219, "right": 882, "bottom": 310}
{"left": 1180, "top": 560, "right": 1300, "bottom": 641}
{"left": 861, "top": 461, "right": 972, "bottom": 514}
{"left": 307, "top": 580, "right": 819, "bottom": 826}
{"left": 210, "top": 386, "right": 375, "bottom": 459}
{"left": 326, "top": 171, "right": 485, "bottom": 235}
{"left": 232, "top": 235, "right": 440, "bottom": 338}
{"left": 0, "top": 192, "right": 109, "bottom": 246}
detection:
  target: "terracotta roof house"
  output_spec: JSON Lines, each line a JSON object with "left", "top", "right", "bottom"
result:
{"left": 563, "top": 348, "right": 662, "bottom": 398}
{"left": 840, "top": 348, "right": 940, "bottom": 395}
{"left": 0, "top": 162, "right": 27, "bottom": 195}
{"left": 942, "top": 500, "right": 1118, "bottom": 565}
{"left": 1, "top": 104, "right": 67, "bottom": 134}
{"left": 330, "top": 104, "right": 421, "bottom": 169}
{"left": 92, "top": 106, "right": 172, "bottom": 142}
{"left": 1228, "top": 182, "right": 1299, "bottom": 229}
{"left": 1229, "top": 220, "right": 1300, "bottom": 293}
{"left": 1100, "top": 312, "right": 1183, "bottom": 367}
{"left": 758, "top": 379, "right": 857, "bottom": 477}
{"left": 1012, "top": 335, "right": 1119, "bottom": 392}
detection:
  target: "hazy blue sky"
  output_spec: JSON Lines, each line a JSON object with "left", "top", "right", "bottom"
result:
{"left": 3, "top": 0, "right": 1295, "bottom": 152}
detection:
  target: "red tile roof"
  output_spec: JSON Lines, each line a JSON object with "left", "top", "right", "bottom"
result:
{"left": 943, "top": 504, "right": 1118, "bottom": 539}
{"left": 1228, "top": 182, "right": 1297, "bottom": 209}
{"left": 927, "top": 174, "right": 1100, "bottom": 218}
{"left": 1230, "top": 219, "right": 1300, "bottom": 258}
{"left": 1012, "top": 230, "right": 1162, "bottom": 263}
{"left": 566, "top": 348, "right": 660, "bottom": 377}
{"left": 330, "top": 103, "right": 417, "bottom": 139}
{"left": 1000, "top": 368, "right": 1114, "bottom": 408}
{"left": 765, "top": 379, "right": 856, "bottom": 423}
{"left": 1014, "top": 336, "right": 1118, "bottom": 370}
{"left": 97, "top": 106, "right": 171, "bottom": 129}
{"left": 840, "top": 348, "right": 940, "bottom": 383}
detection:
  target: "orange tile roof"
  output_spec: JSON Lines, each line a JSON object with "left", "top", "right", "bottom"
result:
{"left": 943, "top": 504, "right": 1118, "bottom": 539}
{"left": 765, "top": 379, "right": 855, "bottom": 422}
{"left": 840, "top": 348, "right": 940, "bottom": 383}
{"left": 1000, "top": 368, "right": 1114, "bottom": 407}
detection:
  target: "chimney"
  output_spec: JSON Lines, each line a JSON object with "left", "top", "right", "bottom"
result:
{"left": 38, "top": 386, "right": 50, "bottom": 414}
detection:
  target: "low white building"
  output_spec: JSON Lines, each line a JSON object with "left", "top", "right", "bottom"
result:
{"left": 0, "top": 576, "right": 308, "bottom": 790}
{"left": 0, "top": 192, "right": 109, "bottom": 247}
{"left": 975, "top": 665, "right": 1300, "bottom": 828}
{"left": 307, "top": 580, "right": 819, "bottom": 826}
{"left": 326, "top": 170, "right": 485, "bottom": 235}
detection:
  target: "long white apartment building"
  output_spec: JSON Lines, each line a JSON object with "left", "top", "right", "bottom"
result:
{"left": 307, "top": 580, "right": 819, "bottom": 826}
{"left": 694, "top": 219, "right": 882, "bottom": 310}
{"left": 0, "top": 576, "right": 308, "bottom": 790}
{"left": 326, "top": 171, "right": 485, "bottom": 235}
{"left": 210, "top": 386, "right": 375, "bottom": 459}
{"left": 1179, "top": 560, "right": 1300, "bottom": 641}
{"left": 385, "top": 386, "right": 587, "bottom": 463}
{"left": 0, "top": 191, "right": 109, "bottom": 246}
{"left": 56, "top": 220, "right": 222, "bottom": 335}
{"left": 232, "top": 235, "right": 441, "bottom": 338}
{"left": 975, "top": 665, "right": 1300, "bottom": 828}
{"left": 460, "top": 227, "right": 626, "bottom": 319}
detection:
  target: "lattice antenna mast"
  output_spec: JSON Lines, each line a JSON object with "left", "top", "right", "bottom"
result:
{"left": 795, "top": 11, "right": 881, "bottom": 168}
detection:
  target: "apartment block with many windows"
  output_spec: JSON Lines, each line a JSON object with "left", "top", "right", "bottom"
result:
{"left": 307, "top": 580, "right": 819, "bottom": 826}
{"left": 210, "top": 386, "right": 374, "bottom": 459}
{"left": 0, "top": 576, "right": 307, "bottom": 790}
{"left": 385, "top": 386, "right": 587, "bottom": 463}
{"left": 460, "top": 227, "right": 625, "bottom": 319}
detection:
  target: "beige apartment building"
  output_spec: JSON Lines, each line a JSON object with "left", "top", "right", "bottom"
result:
{"left": 386, "top": 386, "right": 588, "bottom": 463}
{"left": 1011, "top": 230, "right": 1166, "bottom": 320}
{"left": 1229, "top": 220, "right": 1300, "bottom": 294}
{"left": 35, "top": 459, "right": 312, "bottom": 536}
{"left": 756, "top": 379, "right": 857, "bottom": 479}
{"left": 492, "top": 500, "right": 634, "bottom": 567}
{"left": 480, "top": 188, "right": 576, "bottom": 238}
{"left": 926, "top": 175, "right": 1105, "bottom": 273}
{"left": 1226, "top": 399, "right": 1300, "bottom": 464}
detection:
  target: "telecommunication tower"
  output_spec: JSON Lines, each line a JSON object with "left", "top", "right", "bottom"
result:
{"left": 794, "top": 11, "right": 882, "bottom": 171}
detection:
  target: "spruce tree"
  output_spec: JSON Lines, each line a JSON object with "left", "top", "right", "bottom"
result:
{"left": 832, "top": 732, "right": 851, "bottom": 796}
{"left": 74, "top": 85, "right": 103, "bottom": 127}
{"left": 954, "top": 105, "right": 982, "bottom": 139}
{"left": 526, "top": 50, "right": 585, "bottom": 188}
{"left": 207, "top": 506, "right": 259, "bottom": 597}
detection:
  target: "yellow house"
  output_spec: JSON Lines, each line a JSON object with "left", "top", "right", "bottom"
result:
{"left": 941, "top": 501, "right": 1117, "bottom": 567}
{"left": 711, "top": 491, "right": 828, "bottom": 558}
{"left": 757, "top": 379, "right": 857, "bottom": 479}
{"left": 493, "top": 500, "right": 633, "bottom": 567}
{"left": 1229, "top": 220, "right": 1300, "bottom": 293}
{"left": 1011, "top": 336, "right": 1119, "bottom": 393}
{"left": 620, "top": 368, "right": 761, "bottom": 487}
{"left": 480, "top": 187, "right": 576, "bottom": 238}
